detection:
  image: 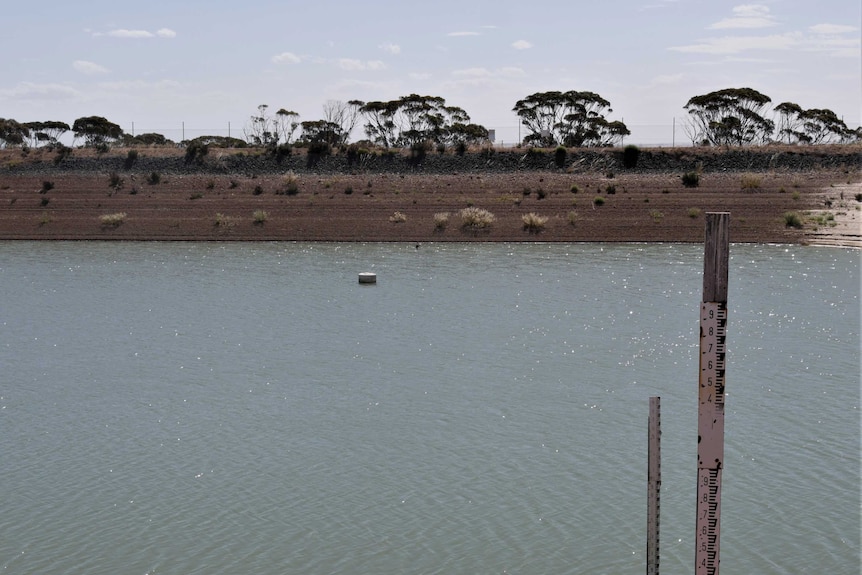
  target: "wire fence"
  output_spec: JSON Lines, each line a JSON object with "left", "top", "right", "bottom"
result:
{"left": 119, "top": 122, "right": 703, "bottom": 148}
{"left": 46, "top": 119, "right": 860, "bottom": 149}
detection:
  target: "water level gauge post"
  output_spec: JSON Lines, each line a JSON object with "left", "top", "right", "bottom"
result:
{"left": 696, "top": 212, "right": 729, "bottom": 575}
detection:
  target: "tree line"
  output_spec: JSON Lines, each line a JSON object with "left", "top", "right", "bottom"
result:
{"left": 0, "top": 87, "right": 857, "bottom": 150}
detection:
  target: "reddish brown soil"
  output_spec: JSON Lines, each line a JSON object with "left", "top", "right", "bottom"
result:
{"left": 0, "top": 150, "right": 859, "bottom": 245}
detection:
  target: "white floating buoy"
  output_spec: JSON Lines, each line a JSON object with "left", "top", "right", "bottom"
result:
{"left": 358, "top": 272, "right": 377, "bottom": 284}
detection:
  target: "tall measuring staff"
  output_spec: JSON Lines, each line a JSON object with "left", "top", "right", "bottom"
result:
{"left": 696, "top": 213, "right": 730, "bottom": 575}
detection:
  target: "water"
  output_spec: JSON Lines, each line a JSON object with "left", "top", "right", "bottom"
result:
{"left": 1, "top": 242, "right": 858, "bottom": 575}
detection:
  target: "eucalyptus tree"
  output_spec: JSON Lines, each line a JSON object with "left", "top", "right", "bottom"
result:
{"left": 322, "top": 100, "right": 364, "bottom": 145}
{"left": 274, "top": 108, "right": 300, "bottom": 145}
{"left": 245, "top": 105, "right": 277, "bottom": 147}
{"left": 23, "top": 121, "right": 69, "bottom": 147}
{"left": 360, "top": 100, "right": 400, "bottom": 148}
{"left": 72, "top": 116, "right": 123, "bottom": 147}
{"left": 298, "top": 120, "right": 343, "bottom": 147}
{"left": 447, "top": 122, "right": 490, "bottom": 146}
{"left": 683, "top": 88, "right": 774, "bottom": 146}
{"left": 512, "top": 90, "right": 629, "bottom": 147}
{"left": 774, "top": 102, "right": 852, "bottom": 144}
{"left": 244, "top": 105, "right": 300, "bottom": 147}
{"left": 360, "top": 95, "right": 484, "bottom": 148}
{"left": 0, "top": 118, "right": 29, "bottom": 147}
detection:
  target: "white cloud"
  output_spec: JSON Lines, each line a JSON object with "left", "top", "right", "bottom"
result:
{"left": 0, "top": 82, "right": 82, "bottom": 102}
{"left": 448, "top": 31, "right": 480, "bottom": 37}
{"left": 709, "top": 5, "right": 777, "bottom": 30}
{"left": 453, "top": 67, "right": 492, "bottom": 77}
{"left": 512, "top": 40, "right": 533, "bottom": 50}
{"left": 809, "top": 23, "right": 857, "bottom": 35}
{"left": 409, "top": 72, "right": 431, "bottom": 80}
{"left": 451, "top": 67, "right": 524, "bottom": 80}
{"left": 802, "top": 27, "right": 861, "bottom": 58}
{"left": 499, "top": 67, "right": 526, "bottom": 77}
{"left": 640, "top": 0, "right": 681, "bottom": 10}
{"left": 338, "top": 59, "right": 386, "bottom": 71}
{"left": 73, "top": 60, "right": 109, "bottom": 75}
{"left": 379, "top": 43, "right": 401, "bottom": 55}
{"left": 648, "top": 73, "right": 684, "bottom": 86}
{"left": 95, "top": 28, "right": 176, "bottom": 39}
{"left": 669, "top": 33, "right": 800, "bottom": 54}
{"left": 272, "top": 52, "right": 302, "bottom": 64}
{"left": 95, "top": 79, "right": 184, "bottom": 92}
{"left": 107, "top": 29, "right": 154, "bottom": 38}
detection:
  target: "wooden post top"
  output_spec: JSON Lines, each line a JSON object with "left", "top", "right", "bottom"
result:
{"left": 703, "top": 212, "right": 730, "bottom": 303}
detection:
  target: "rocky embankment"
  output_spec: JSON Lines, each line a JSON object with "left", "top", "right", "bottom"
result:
{"left": 4, "top": 144, "right": 860, "bottom": 177}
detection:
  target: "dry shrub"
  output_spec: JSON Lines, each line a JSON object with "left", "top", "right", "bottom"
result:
{"left": 459, "top": 207, "right": 495, "bottom": 230}
{"left": 99, "top": 212, "right": 127, "bottom": 228}
{"left": 214, "top": 212, "right": 237, "bottom": 229}
{"left": 521, "top": 212, "right": 548, "bottom": 233}
{"left": 741, "top": 173, "right": 762, "bottom": 189}
{"left": 389, "top": 211, "right": 407, "bottom": 223}
{"left": 253, "top": 210, "right": 268, "bottom": 225}
{"left": 433, "top": 212, "right": 450, "bottom": 230}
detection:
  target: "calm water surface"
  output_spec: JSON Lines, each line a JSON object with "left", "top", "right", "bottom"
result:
{"left": 1, "top": 242, "right": 859, "bottom": 574}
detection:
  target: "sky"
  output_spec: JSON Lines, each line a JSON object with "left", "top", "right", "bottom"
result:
{"left": 1, "top": 0, "right": 859, "bottom": 145}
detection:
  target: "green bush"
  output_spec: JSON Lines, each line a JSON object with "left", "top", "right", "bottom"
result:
{"left": 124, "top": 149, "right": 138, "bottom": 169}
{"left": 623, "top": 145, "right": 640, "bottom": 169}
{"left": 682, "top": 171, "right": 700, "bottom": 188}
{"left": 783, "top": 211, "right": 803, "bottom": 229}
{"left": 593, "top": 196, "right": 605, "bottom": 206}
{"left": 53, "top": 144, "right": 72, "bottom": 165}
{"left": 274, "top": 144, "right": 292, "bottom": 162}
{"left": 554, "top": 146, "right": 567, "bottom": 168}
{"left": 108, "top": 172, "right": 124, "bottom": 190}
{"left": 147, "top": 172, "right": 161, "bottom": 185}
{"left": 307, "top": 141, "right": 331, "bottom": 156}
{"left": 40, "top": 181, "right": 54, "bottom": 193}
{"left": 185, "top": 141, "right": 209, "bottom": 164}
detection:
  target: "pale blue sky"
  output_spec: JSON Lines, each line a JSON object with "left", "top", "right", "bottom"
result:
{"left": 2, "top": 0, "right": 859, "bottom": 144}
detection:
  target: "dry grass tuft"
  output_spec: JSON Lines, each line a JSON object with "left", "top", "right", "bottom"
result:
{"left": 459, "top": 207, "right": 496, "bottom": 230}
{"left": 389, "top": 211, "right": 407, "bottom": 223}
{"left": 99, "top": 212, "right": 127, "bottom": 228}
{"left": 214, "top": 212, "right": 237, "bottom": 229}
{"left": 433, "top": 212, "right": 450, "bottom": 230}
{"left": 521, "top": 212, "right": 548, "bottom": 233}
{"left": 741, "top": 173, "right": 762, "bottom": 189}
{"left": 253, "top": 210, "right": 268, "bottom": 225}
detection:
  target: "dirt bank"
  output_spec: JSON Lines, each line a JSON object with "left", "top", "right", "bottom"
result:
{"left": 1, "top": 145, "right": 859, "bottom": 245}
